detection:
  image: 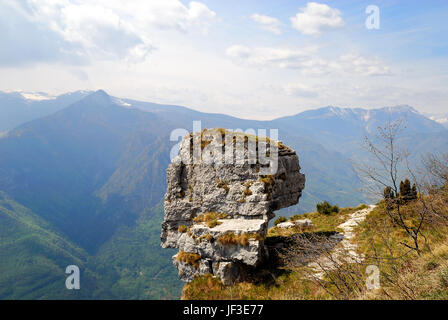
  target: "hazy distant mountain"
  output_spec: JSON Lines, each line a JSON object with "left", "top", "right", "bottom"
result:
{"left": 0, "top": 90, "right": 446, "bottom": 299}
{"left": 0, "top": 90, "right": 92, "bottom": 131}
{"left": 0, "top": 90, "right": 174, "bottom": 249}
{"left": 272, "top": 105, "right": 446, "bottom": 156}
{"left": 425, "top": 112, "right": 448, "bottom": 129}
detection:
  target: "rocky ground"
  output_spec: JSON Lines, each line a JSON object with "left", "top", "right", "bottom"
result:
{"left": 307, "top": 205, "right": 376, "bottom": 278}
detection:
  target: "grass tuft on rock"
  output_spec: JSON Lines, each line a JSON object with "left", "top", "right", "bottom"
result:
{"left": 217, "top": 232, "right": 264, "bottom": 246}
{"left": 177, "top": 251, "right": 201, "bottom": 269}
{"left": 194, "top": 212, "right": 228, "bottom": 228}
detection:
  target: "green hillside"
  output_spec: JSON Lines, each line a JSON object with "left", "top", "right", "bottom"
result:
{"left": 89, "top": 205, "right": 183, "bottom": 299}
{"left": 0, "top": 192, "right": 95, "bottom": 299}
{"left": 0, "top": 191, "right": 183, "bottom": 299}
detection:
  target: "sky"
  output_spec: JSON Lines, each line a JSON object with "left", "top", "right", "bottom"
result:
{"left": 0, "top": 0, "right": 447, "bottom": 120}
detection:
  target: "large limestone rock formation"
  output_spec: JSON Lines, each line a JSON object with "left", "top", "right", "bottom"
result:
{"left": 161, "top": 128, "right": 305, "bottom": 284}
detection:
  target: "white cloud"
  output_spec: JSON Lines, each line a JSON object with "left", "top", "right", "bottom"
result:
{"left": 251, "top": 13, "right": 282, "bottom": 34}
{"left": 3, "top": 0, "right": 216, "bottom": 64}
{"left": 290, "top": 2, "right": 344, "bottom": 35}
{"left": 283, "top": 83, "right": 319, "bottom": 98}
{"left": 226, "top": 45, "right": 318, "bottom": 69}
{"left": 1, "top": 1, "right": 446, "bottom": 120}
{"left": 336, "top": 54, "right": 391, "bottom": 76}
{"left": 226, "top": 45, "right": 391, "bottom": 76}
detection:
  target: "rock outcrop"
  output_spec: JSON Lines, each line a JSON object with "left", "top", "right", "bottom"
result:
{"left": 277, "top": 218, "right": 313, "bottom": 229}
{"left": 161, "top": 128, "right": 305, "bottom": 284}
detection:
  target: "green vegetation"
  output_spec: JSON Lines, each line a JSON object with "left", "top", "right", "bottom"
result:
{"left": 399, "top": 179, "right": 418, "bottom": 202}
{"left": 87, "top": 205, "right": 183, "bottom": 299}
{"left": 0, "top": 196, "right": 183, "bottom": 300}
{"left": 316, "top": 201, "right": 339, "bottom": 215}
{"left": 383, "top": 179, "right": 418, "bottom": 204}
{"left": 0, "top": 192, "right": 95, "bottom": 299}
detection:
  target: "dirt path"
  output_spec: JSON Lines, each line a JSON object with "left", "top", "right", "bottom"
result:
{"left": 308, "top": 205, "right": 376, "bottom": 278}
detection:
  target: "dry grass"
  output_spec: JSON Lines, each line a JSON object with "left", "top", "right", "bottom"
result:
{"left": 216, "top": 179, "right": 230, "bottom": 193}
{"left": 194, "top": 212, "right": 228, "bottom": 228}
{"left": 197, "top": 233, "right": 213, "bottom": 243}
{"left": 258, "top": 175, "right": 275, "bottom": 199}
{"left": 184, "top": 189, "right": 448, "bottom": 300}
{"left": 354, "top": 197, "right": 448, "bottom": 299}
{"left": 178, "top": 225, "right": 188, "bottom": 233}
{"left": 217, "top": 232, "right": 264, "bottom": 246}
{"left": 182, "top": 270, "right": 330, "bottom": 300}
{"left": 242, "top": 182, "right": 253, "bottom": 196}
{"left": 258, "top": 175, "right": 275, "bottom": 187}
{"left": 177, "top": 251, "right": 201, "bottom": 269}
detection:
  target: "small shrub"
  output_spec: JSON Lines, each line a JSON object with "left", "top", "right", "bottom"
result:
{"left": 274, "top": 216, "right": 287, "bottom": 226}
{"left": 383, "top": 186, "right": 395, "bottom": 200}
{"left": 316, "top": 201, "right": 339, "bottom": 215}
{"left": 399, "top": 179, "right": 418, "bottom": 203}
{"left": 178, "top": 225, "right": 188, "bottom": 233}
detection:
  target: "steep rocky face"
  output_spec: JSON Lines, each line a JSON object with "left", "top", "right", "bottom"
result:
{"left": 161, "top": 128, "right": 305, "bottom": 284}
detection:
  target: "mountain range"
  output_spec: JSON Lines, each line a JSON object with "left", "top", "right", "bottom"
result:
{"left": 0, "top": 89, "right": 446, "bottom": 299}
